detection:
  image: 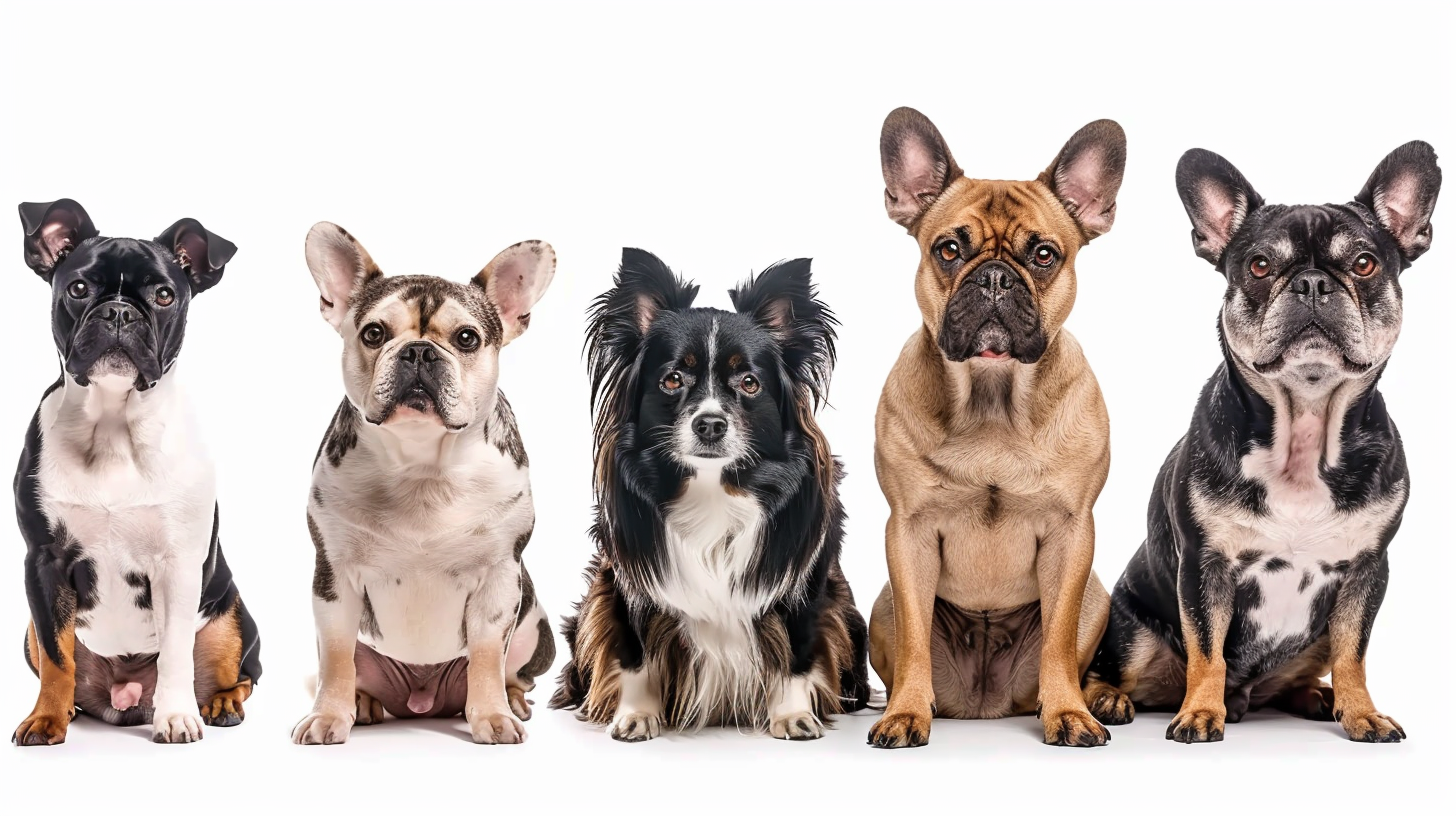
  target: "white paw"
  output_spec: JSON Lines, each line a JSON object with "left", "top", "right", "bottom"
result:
{"left": 610, "top": 710, "right": 662, "bottom": 743}
{"left": 151, "top": 709, "right": 205, "bottom": 744}
{"left": 769, "top": 711, "right": 823, "bottom": 740}
{"left": 469, "top": 709, "right": 527, "bottom": 745}
{"left": 291, "top": 710, "right": 354, "bottom": 745}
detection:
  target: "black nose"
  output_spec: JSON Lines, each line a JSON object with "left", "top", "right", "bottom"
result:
{"left": 98, "top": 303, "right": 140, "bottom": 327}
{"left": 1289, "top": 269, "right": 1336, "bottom": 306}
{"left": 693, "top": 414, "right": 728, "bottom": 444}
{"left": 972, "top": 262, "right": 1019, "bottom": 294}
{"left": 398, "top": 341, "right": 440, "bottom": 365}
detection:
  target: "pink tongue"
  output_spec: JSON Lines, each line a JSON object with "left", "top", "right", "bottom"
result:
{"left": 406, "top": 689, "right": 436, "bottom": 714}
{"left": 979, "top": 350, "right": 1010, "bottom": 359}
{"left": 111, "top": 682, "right": 144, "bottom": 710}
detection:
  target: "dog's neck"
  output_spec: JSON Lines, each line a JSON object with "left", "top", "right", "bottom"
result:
{"left": 51, "top": 368, "right": 179, "bottom": 467}
{"left": 931, "top": 327, "right": 1065, "bottom": 429}
{"left": 356, "top": 400, "right": 493, "bottom": 473}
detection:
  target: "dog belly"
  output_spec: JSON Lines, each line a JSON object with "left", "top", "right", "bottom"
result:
{"left": 929, "top": 598, "right": 1041, "bottom": 718}
{"left": 935, "top": 518, "right": 1041, "bottom": 611}
{"left": 354, "top": 640, "right": 470, "bottom": 718}
{"left": 358, "top": 576, "right": 471, "bottom": 665}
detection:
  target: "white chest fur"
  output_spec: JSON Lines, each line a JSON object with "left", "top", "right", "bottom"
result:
{"left": 653, "top": 466, "right": 769, "bottom": 628}
{"left": 1193, "top": 412, "right": 1403, "bottom": 642}
{"left": 312, "top": 427, "right": 533, "bottom": 665}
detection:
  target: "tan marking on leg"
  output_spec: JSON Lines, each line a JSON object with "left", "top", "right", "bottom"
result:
{"left": 13, "top": 620, "right": 76, "bottom": 746}
{"left": 1167, "top": 611, "right": 1228, "bottom": 743}
{"left": 193, "top": 600, "right": 254, "bottom": 726}
{"left": 1036, "top": 523, "right": 1110, "bottom": 747}
{"left": 868, "top": 581, "right": 896, "bottom": 697}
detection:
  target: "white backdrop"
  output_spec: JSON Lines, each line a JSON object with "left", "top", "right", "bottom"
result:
{"left": 1, "top": 1, "right": 1451, "bottom": 812}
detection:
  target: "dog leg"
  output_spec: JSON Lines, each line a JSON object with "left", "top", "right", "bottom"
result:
{"left": 868, "top": 515, "right": 938, "bottom": 748}
{"left": 1083, "top": 593, "right": 1157, "bottom": 726}
{"left": 768, "top": 672, "right": 823, "bottom": 740}
{"left": 1036, "top": 516, "right": 1110, "bottom": 747}
{"left": 193, "top": 600, "right": 254, "bottom": 727}
{"left": 149, "top": 557, "right": 206, "bottom": 744}
{"left": 504, "top": 602, "right": 555, "bottom": 722}
{"left": 1167, "top": 551, "right": 1234, "bottom": 743}
{"left": 771, "top": 584, "right": 831, "bottom": 740}
{"left": 1328, "top": 553, "right": 1403, "bottom": 742}
{"left": 463, "top": 562, "right": 527, "bottom": 744}
{"left": 292, "top": 585, "right": 365, "bottom": 745}
{"left": 13, "top": 620, "right": 77, "bottom": 746}
{"left": 609, "top": 665, "right": 664, "bottom": 742}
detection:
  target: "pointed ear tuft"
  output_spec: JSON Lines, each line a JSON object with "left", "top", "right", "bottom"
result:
{"left": 19, "top": 199, "right": 99, "bottom": 281}
{"left": 880, "top": 107, "right": 961, "bottom": 229}
{"left": 730, "top": 258, "right": 837, "bottom": 405}
{"left": 1175, "top": 149, "right": 1265, "bottom": 265}
{"left": 1355, "top": 140, "right": 1441, "bottom": 263}
{"left": 304, "top": 222, "right": 382, "bottom": 331}
{"left": 155, "top": 218, "right": 237, "bottom": 293}
{"left": 474, "top": 241, "right": 556, "bottom": 346}
{"left": 1043, "top": 119, "right": 1127, "bottom": 241}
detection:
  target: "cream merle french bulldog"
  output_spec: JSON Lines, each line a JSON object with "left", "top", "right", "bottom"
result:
{"left": 291, "top": 223, "right": 556, "bottom": 745}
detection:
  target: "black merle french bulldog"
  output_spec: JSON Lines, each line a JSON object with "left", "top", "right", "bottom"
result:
{"left": 13, "top": 199, "right": 260, "bottom": 746}
{"left": 1082, "top": 143, "right": 1440, "bottom": 743}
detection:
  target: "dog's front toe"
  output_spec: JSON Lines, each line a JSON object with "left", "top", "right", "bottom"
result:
{"left": 201, "top": 690, "right": 247, "bottom": 727}
{"left": 292, "top": 710, "right": 353, "bottom": 745}
{"left": 609, "top": 711, "right": 662, "bottom": 743}
{"left": 469, "top": 710, "right": 527, "bottom": 745}
{"left": 770, "top": 711, "right": 823, "bottom": 741}
{"left": 1043, "top": 708, "right": 1110, "bottom": 747}
{"left": 354, "top": 691, "right": 385, "bottom": 726}
{"left": 1166, "top": 708, "right": 1225, "bottom": 743}
{"left": 507, "top": 686, "right": 533, "bottom": 721}
{"left": 1085, "top": 683, "right": 1135, "bottom": 726}
{"left": 13, "top": 713, "right": 70, "bottom": 746}
{"left": 868, "top": 710, "right": 931, "bottom": 749}
{"left": 152, "top": 710, "right": 204, "bottom": 744}
{"left": 1339, "top": 710, "right": 1405, "bottom": 743}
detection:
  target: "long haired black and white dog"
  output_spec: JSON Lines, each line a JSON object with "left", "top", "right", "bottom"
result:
{"left": 550, "top": 248, "right": 870, "bottom": 741}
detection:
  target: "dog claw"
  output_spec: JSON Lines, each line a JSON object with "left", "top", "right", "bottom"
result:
{"left": 609, "top": 711, "right": 662, "bottom": 743}
{"left": 12, "top": 714, "right": 69, "bottom": 746}
{"left": 1043, "top": 708, "right": 1110, "bottom": 747}
{"left": 769, "top": 711, "right": 823, "bottom": 741}
{"left": 1339, "top": 710, "right": 1405, "bottom": 743}
{"left": 867, "top": 711, "right": 931, "bottom": 749}
{"left": 1166, "top": 708, "right": 1225, "bottom": 743}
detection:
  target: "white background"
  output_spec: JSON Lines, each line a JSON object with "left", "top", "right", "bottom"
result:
{"left": 2, "top": 1, "right": 1452, "bottom": 812}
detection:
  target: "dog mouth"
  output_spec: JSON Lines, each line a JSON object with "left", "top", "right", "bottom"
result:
{"left": 1252, "top": 323, "right": 1372, "bottom": 376}
{"left": 944, "top": 320, "right": 1017, "bottom": 363}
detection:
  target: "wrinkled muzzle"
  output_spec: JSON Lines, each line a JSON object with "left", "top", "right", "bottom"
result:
{"left": 938, "top": 261, "right": 1046, "bottom": 363}
{"left": 64, "top": 297, "right": 163, "bottom": 390}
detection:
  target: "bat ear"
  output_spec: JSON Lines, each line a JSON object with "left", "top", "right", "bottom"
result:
{"left": 305, "top": 222, "right": 383, "bottom": 331}
{"left": 155, "top": 218, "right": 237, "bottom": 293}
{"left": 1175, "top": 148, "right": 1265, "bottom": 266}
{"left": 1355, "top": 140, "right": 1441, "bottom": 263}
{"left": 473, "top": 241, "right": 556, "bottom": 346}
{"left": 19, "top": 198, "right": 99, "bottom": 281}
{"left": 880, "top": 107, "right": 961, "bottom": 229}
{"left": 1042, "top": 119, "right": 1127, "bottom": 241}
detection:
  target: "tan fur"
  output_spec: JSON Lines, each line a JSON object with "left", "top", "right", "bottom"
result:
{"left": 193, "top": 599, "right": 255, "bottom": 724}
{"left": 14, "top": 619, "right": 77, "bottom": 746}
{"left": 868, "top": 177, "right": 1113, "bottom": 747}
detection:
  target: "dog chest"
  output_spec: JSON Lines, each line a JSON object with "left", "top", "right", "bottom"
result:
{"left": 653, "top": 469, "right": 770, "bottom": 627}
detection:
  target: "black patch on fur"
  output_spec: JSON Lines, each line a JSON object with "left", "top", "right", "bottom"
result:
{"left": 513, "top": 521, "right": 534, "bottom": 561}
{"left": 1264, "top": 557, "right": 1292, "bottom": 573}
{"left": 360, "top": 590, "right": 382, "bottom": 639}
{"left": 517, "top": 617, "right": 556, "bottom": 684}
{"left": 349, "top": 275, "right": 504, "bottom": 346}
{"left": 307, "top": 513, "right": 338, "bottom": 602}
{"left": 488, "top": 391, "right": 528, "bottom": 467}
{"left": 316, "top": 398, "right": 360, "bottom": 468}
{"left": 516, "top": 567, "right": 537, "bottom": 627}
{"left": 124, "top": 572, "right": 153, "bottom": 610}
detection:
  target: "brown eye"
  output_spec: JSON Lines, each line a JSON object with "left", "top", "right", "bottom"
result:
{"left": 155, "top": 286, "right": 175, "bottom": 307}
{"left": 361, "top": 323, "right": 386, "bottom": 348}
{"left": 67, "top": 280, "right": 89, "bottom": 299}
{"left": 662, "top": 371, "right": 684, "bottom": 391}
{"left": 1032, "top": 244, "right": 1057, "bottom": 268}
{"left": 739, "top": 374, "right": 760, "bottom": 395}
{"left": 453, "top": 327, "right": 481, "bottom": 352}
{"left": 1353, "top": 253, "right": 1379, "bottom": 277}
{"left": 1249, "top": 255, "right": 1272, "bottom": 278}
{"left": 938, "top": 241, "right": 960, "bottom": 263}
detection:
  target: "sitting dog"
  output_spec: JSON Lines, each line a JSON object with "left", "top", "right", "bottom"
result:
{"left": 291, "top": 224, "right": 557, "bottom": 745}
{"left": 1082, "top": 142, "right": 1441, "bottom": 743}
{"left": 550, "top": 249, "right": 870, "bottom": 741}
{"left": 13, "top": 199, "right": 260, "bottom": 746}
{"left": 867, "top": 108, "right": 1127, "bottom": 748}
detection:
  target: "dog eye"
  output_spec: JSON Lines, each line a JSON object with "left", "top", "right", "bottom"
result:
{"left": 1249, "top": 255, "right": 1273, "bottom": 278}
{"left": 937, "top": 241, "right": 960, "bottom": 263}
{"left": 360, "top": 323, "right": 387, "bottom": 349}
{"left": 738, "top": 374, "right": 761, "bottom": 395}
{"left": 155, "top": 286, "right": 175, "bottom": 307}
{"left": 1031, "top": 244, "right": 1058, "bottom": 268}
{"left": 66, "top": 280, "right": 89, "bottom": 299}
{"left": 453, "top": 327, "right": 481, "bottom": 352}
{"left": 661, "top": 371, "right": 684, "bottom": 392}
{"left": 1353, "top": 253, "right": 1379, "bottom": 277}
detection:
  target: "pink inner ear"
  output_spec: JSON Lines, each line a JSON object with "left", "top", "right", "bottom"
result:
{"left": 39, "top": 222, "right": 74, "bottom": 262}
{"left": 894, "top": 138, "right": 945, "bottom": 202}
{"left": 1377, "top": 174, "right": 1421, "bottom": 237}
{"left": 1199, "top": 180, "right": 1244, "bottom": 244}
{"left": 634, "top": 293, "right": 657, "bottom": 335}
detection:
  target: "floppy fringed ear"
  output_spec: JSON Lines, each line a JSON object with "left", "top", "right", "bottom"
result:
{"left": 729, "top": 257, "right": 838, "bottom": 408}
{"left": 585, "top": 248, "right": 700, "bottom": 482}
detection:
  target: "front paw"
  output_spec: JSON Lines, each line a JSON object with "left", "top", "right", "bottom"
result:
{"left": 291, "top": 710, "right": 354, "bottom": 745}
{"left": 13, "top": 712, "right": 71, "bottom": 746}
{"left": 507, "top": 686, "right": 533, "bottom": 721}
{"left": 609, "top": 711, "right": 662, "bottom": 743}
{"left": 354, "top": 691, "right": 385, "bottom": 726}
{"left": 1085, "top": 682, "right": 1135, "bottom": 726}
{"left": 152, "top": 709, "right": 205, "bottom": 744}
{"left": 469, "top": 709, "right": 527, "bottom": 745}
{"left": 868, "top": 710, "right": 931, "bottom": 749}
{"left": 1338, "top": 710, "right": 1405, "bottom": 743}
{"left": 770, "top": 711, "right": 824, "bottom": 741}
{"left": 201, "top": 689, "right": 247, "bottom": 727}
{"left": 1043, "top": 707, "right": 1110, "bottom": 747}
{"left": 1166, "top": 707, "right": 1225, "bottom": 743}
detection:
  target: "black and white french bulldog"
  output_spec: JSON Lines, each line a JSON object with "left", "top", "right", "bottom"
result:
{"left": 292, "top": 223, "right": 557, "bottom": 745}
{"left": 1083, "top": 143, "right": 1441, "bottom": 743}
{"left": 13, "top": 199, "right": 261, "bottom": 746}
